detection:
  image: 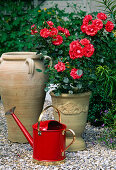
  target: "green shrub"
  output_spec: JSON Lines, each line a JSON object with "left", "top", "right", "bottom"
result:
{"left": 88, "top": 65, "right": 116, "bottom": 126}
{"left": 0, "top": 2, "right": 84, "bottom": 55}
{"left": 0, "top": 1, "right": 33, "bottom": 55}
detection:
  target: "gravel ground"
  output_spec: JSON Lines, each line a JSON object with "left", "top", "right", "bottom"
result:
{"left": 0, "top": 100, "right": 116, "bottom": 170}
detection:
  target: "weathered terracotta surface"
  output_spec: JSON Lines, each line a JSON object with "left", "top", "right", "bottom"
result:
{"left": 50, "top": 92, "right": 91, "bottom": 151}
{"left": 0, "top": 52, "right": 47, "bottom": 143}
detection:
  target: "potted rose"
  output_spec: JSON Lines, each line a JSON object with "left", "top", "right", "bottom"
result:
{"left": 31, "top": 21, "right": 95, "bottom": 95}
{"left": 30, "top": 13, "right": 114, "bottom": 151}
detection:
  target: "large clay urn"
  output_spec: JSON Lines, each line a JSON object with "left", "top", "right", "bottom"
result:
{"left": 0, "top": 52, "right": 49, "bottom": 143}
{"left": 50, "top": 91, "right": 91, "bottom": 151}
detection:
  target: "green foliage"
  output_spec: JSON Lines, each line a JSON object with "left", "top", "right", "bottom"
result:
{"left": 96, "top": 0, "right": 116, "bottom": 23}
{"left": 98, "top": 127, "right": 116, "bottom": 149}
{"left": 88, "top": 65, "right": 116, "bottom": 126}
{"left": 0, "top": 2, "right": 85, "bottom": 56}
{"left": 0, "top": 1, "right": 33, "bottom": 55}
{"left": 36, "top": 69, "right": 42, "bottom": 72}
{"left": 88, "top": 88, "right": 112, "bottom": 126}
{"left": 0, "top": 2, "right": 66, "bottom": 55}
{"left": 96, "top": 65, "right": 116, "bottom": 97}
{"left": 98, "top": 103, "right": 116, "bottom": 149}
{"left": 101, "top": 104, "right": 116, "bottom": 128}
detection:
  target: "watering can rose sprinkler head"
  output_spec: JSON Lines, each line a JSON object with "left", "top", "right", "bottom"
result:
{"left": 5, "top": 106, "right": 16, "bottom": 115}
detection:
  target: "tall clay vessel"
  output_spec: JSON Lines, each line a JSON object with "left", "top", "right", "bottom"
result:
{"left": 50, "top": 92, "right": 91, "bottom": 151}
{"left": 0, "top": 52, "right": 48, "bottom": 143}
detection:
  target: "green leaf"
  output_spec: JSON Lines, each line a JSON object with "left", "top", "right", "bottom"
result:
{"left": 44, "top": 87, "right": 49, "bottom": 92}
{"left": 108, "top": 1, "right": 115, "bottom": 7}
{"left": 77, "top": 83, "right": 82, "bottom": 89}
{"left": 114, "top": 114, "right": 116, "bottom": 119}
{"left": 77, "top": 69, "right": 83, "bottom": 76}
{"left": 13, "top": 18, "right": 20, "bottom": 26}
{"left": 63, "top": 77, "right": 69, "bottom": 83}
{"left": 54, "top": 92, "right": 61, "bottom": 96}
{"left": 114, "top": 10, "right": 116, "bottom": 15}
{"left": 10, "top": 32, "right": 16, "bottom": 38}
{"left": 68, "top": 90, "right": 73, "bottom": 94}
{"left": 36, "top": 69, "right": 42, "bottom": 72}
{"left": 111, "top": 4, "right": 116, "bottom": 11}
{"left": 58, "top": 50, "right": 63, "bottom": 55}
{"left": 42, "top": 51, "right": 47, "bottom": 55}
{"left": 1, "top": 33, "right": 7, "bottom": 42}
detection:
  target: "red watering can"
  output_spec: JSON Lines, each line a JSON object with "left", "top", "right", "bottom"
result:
{"left": 5, "top": 105, "right": 75, "bottom": 165}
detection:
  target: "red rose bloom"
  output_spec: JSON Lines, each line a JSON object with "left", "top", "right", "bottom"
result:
{"left": 69, "top": 40, "right": 83, "bottom": 59}
{"left": 47, "top": 21, "right": 54, "bottom": 28}
{"left": 86, "top": 24, "right": 98, "bottom": 36}
{"left": 80, "top": 38, "right": 90, "bottom": 46}
{"left": 40, "top": 28, "right": 50, "bottom": 38}
{"left": 64, "top": 28, "right": 70, "bottom": 37}
{"left": 83, "top": 15, "right": 92, "bottom": 25}
{"left": 57, "top": 26, "right": 65, "bottom": 32}
{"left": 52, "top": 35, "right": 63, "bottom": 45}
{"left": 31, "top": 24, "right": 38, "bottom": 35}
{"left": 92, "top": 19, "right": 103, "bottom": 30}
{"left": 54, "top": 62, "right": 66, "bottom": 72}
{"left": 69, "top": 40, "right": 80, "bottom": 51}
{"left": 49, "top": 27, "right": 58, "bottom": 37}
{"left": 105, "top": 21, "right": 114, "bottom": 32}
{"left": 83, "top": 44, "right": 95, "bottom": 57}
{"left": 70, "top": 68, "right": 83, "bottom": 79}
{"left": 81, "top": 24, "right": 87, "bottom": 33}
{"left": 97, "top": 12, "right": 107, "bottom": 20}
{"left": 69, "top": 46, "right": 83, "bottom": 59}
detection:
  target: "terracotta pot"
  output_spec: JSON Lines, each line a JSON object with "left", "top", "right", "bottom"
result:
{"left": 50, "top": 91, "right": 91, "bottom": 151}
{"left": 0, "top": 52, "right": 48, "bottom": 143}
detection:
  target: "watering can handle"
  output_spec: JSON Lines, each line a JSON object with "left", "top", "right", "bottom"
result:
{"left": 63, "top": 129, "right": 76, "bottom": 152}
{"left": 38, "top": 105, "right": 61, "bottom": 123}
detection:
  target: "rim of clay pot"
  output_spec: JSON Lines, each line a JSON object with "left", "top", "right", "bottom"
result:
{"left": 50, "top": 91, "right": 91, "bottom": 98}
{"left": 1, "top": 52, "right": 41, "bottom": 60}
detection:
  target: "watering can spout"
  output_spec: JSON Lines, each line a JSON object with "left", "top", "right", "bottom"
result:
{"left": 5, "top": 107, "right": 33, "bottom": 148}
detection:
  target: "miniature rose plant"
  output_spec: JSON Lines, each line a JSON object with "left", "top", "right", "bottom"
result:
{"left": 30, "top": 12, "right": 114, "bottom": 95}
{"left": 30, "top": 21, "right": 96, "bottom": 95}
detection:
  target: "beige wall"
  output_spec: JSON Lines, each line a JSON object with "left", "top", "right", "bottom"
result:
{"left": 40, "top": 0, "right": 105, "bottom": 13}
